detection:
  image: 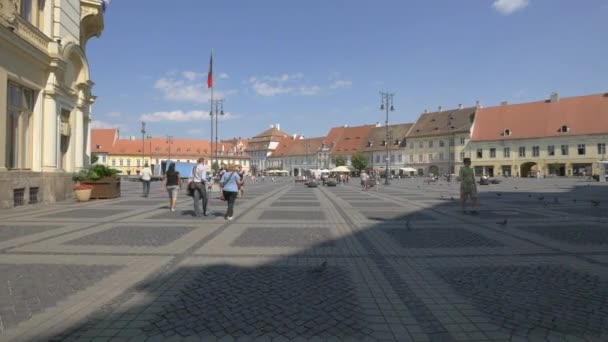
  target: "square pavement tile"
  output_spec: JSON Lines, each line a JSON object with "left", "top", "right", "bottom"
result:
{"left": 384, "top": 227, "right": 504, "bottom": 249}
{"left": 39, "top": 209, "right": 129, "bottom": 219}
{"left": 0, "top": 225, "right": 62, "bottom": 242}
{"left": 518, "top": 223, "right": 608, "bottom": 246}
{"left": 348, "top": 201, "right": 403, "bottom": 208}
{"left": 231, "top": 227, "right": 335, "bottom": 247}
{"left": 271, "top": 201, "right": 321, "bottom": 207}
{"left": 0, "top": 263, "right": 121, "bottom": 332}
{"left": 137, "top": 265, "right": 369, "bottom": 340}
{"left": 361, "top": 210, "right": 436, "bottom": 221}
{"left": 64, "top": 226, "right": 196, "bottom": 247}
{"left": 259, "top": 210, "right": 326, "bottom": 221}
{"left": 435, "top": 265, "right": 608, "bottom": 338}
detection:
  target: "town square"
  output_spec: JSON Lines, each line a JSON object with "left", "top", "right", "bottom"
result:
{"left": 1, "top": 0, "right": 608, "bottom": 341}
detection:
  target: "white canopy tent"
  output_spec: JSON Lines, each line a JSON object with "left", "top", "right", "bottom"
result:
{"left": 400, "top": 167, "right": 417, "bottom": 172}
{"left": 330, "top": 166, "right": 351, "bottom": 173}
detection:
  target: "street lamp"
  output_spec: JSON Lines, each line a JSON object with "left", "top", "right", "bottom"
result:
{"left": 380, "top": 92, "right": 395, "bottom": 185}
{"left": 146, "top": 134, "right": 152, "bottom": 168}
{"left": 140, "top": 121, "right": 146, "bottom": 170}
{"left": 166, "top": 135, "right": 173, "bottom": 162}
{"left": 210, "top": 99, "right": 224, "bottom": 170}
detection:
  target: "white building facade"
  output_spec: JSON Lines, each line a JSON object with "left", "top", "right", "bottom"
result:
{"left": 0, "top": 0, "right": 105, "bottom": 207}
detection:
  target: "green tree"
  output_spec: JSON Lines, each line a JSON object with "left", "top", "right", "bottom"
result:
{"left": 334, "top": 155, "right": 346, "bottom": 167}
{"left": 350, "top": 151, "right": 368, "bottom": 171}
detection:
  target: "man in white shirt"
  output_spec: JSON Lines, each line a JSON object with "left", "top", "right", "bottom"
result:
{"left": 192, "top": 157, "right": 210, "bottom": 217}
{"left": 140, "top": 163, "right": 153, "bottom": 197}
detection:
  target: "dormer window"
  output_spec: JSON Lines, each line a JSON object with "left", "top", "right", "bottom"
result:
{"left": 367, "top": 141, "right": 373, "bottom": 147}
{"left": 559, "top": 125, "right": 569, "bottom": 133}
{"left": 382, "top": 140, "right": 387, "bottom": 146}
{"left": 394, "top": 139, "right": 401, "bottom": 145}
{"left": 504, "top": 129, "right": 511, "bottom": 136}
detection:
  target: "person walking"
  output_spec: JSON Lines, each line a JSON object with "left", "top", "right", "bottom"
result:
{"left": 163, "top": 162, "right": 181, "bottom": 212}
{"left": 459, "top": 158, "right": 479, "bottom": 214}
{"left": 220, "top": 164, "right": 242, "bottom": 220}
{"left": 237, "top": 165, "right": 246, "bottom": 198}
{"left": 192, "top": 157, "right": 210, "bottom": 217}
{"left": 140, "top": 162, "right": 152, "bottom": 197}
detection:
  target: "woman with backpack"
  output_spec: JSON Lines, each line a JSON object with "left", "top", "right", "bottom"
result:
{"left": 163, "top": 162, "right": 181, "bottom": 212}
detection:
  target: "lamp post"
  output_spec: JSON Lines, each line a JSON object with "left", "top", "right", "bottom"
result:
{"left": 140, "top": 122, "right": 146, "bottom": 170}
{"left": 380, "top": 92, "right": 395, "bottom": 185}
{"left": 146, "top": 134, "right": 152, "bottom": 170}
{"left": 166, "top": 135, "right": 173, "bottom": 162}
{"left": 210, "top": 99, "right": 224, "bottom": 170}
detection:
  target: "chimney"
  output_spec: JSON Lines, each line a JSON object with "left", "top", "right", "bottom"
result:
{"left": 550, "top": 92, "right": 559, "bottom": 103}
{"left": 424, "top": 109, "right": 428, "bottom": 114}
{"left": 130, "top": 136, "right": 136, "bottom": 141}
{"left": 458, "top": 103, "right": 463, "bottom": 109}
{"left": 293, "top": 134, "right": 297, "bottom": 140}
{"left": 276, "top": 123, "right": 280, "bottom": 130}
{"left": 501, "top": 101, "right": 508, "bottom": 106}
{"left": 438, "top": 106, "right": 442, "bottom": 112}
{"left": 475, "top": 100, "right": 482, "bottom": 108}
{"left": 375, "top": 122, "right": 381, "bottom": 127}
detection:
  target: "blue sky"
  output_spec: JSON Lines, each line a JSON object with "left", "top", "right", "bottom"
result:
{"left": 88, "top": 0, "right": 608, "bottom": 140}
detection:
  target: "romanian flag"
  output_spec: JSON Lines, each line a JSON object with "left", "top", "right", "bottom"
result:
{"left": 207, "top": 52, "right": 213, "bottom": 88}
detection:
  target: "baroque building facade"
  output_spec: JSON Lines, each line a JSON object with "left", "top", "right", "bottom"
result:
{"left": 0, "top": 0, "right": 105, "bottom": 208}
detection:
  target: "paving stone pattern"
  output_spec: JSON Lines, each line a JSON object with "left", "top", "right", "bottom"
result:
{"left": 385, "top": 227, "right": 504, "bottom": 249}
{"left": 0, "top": 264, "right": 121, "bottom": 332}
{"left": 519, "top": 224, "right": 608, "bottom": 245}
{"left": 436, "top": 265, "right": 608, "bottom": 337}
{"left": 0, "top": 225, "right": 62, "bottom": 242}
{"left": 232, "top": 227, "right": 335, "bottom": 247}
{"left": 2, "top": 178, "right": 608, "bottom": 341}
{"left": 41, "top": 209, "right": 128, "bottom": 219}
{"left": 65, "top": 226, "right": 195, "bottom": 246}
{"left": 141, "top": 266, "right": 367, "bottom": 339}
{"left": 260, "top": 210, "right": 326, "bottom": 220}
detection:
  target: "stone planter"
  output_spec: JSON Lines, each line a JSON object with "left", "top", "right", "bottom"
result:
{"left": 82, "top": 178, "right": 121, "bottom": 199}
{"left": 74, "top": 189, "right": 92, "bottom": 202}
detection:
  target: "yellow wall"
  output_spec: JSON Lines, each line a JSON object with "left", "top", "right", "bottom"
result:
{"left": 470, "top": 134, "right": 608, "bottom": 176}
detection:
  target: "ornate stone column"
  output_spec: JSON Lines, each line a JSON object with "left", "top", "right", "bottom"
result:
{"left": 42, "top": 68, "right": 59, "bottom": 171}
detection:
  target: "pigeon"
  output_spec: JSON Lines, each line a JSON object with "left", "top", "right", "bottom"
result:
{"left": 496, "top": 193, "right": 502, "bottom": 197}
{"left": 591, "top": 200, "right": 600, "bottom": 207}
{"left": 496, "top": 218, "right": 508, "bottom": 226}
{"left": 528, "top": 194, "right": 532, "bottom": 198}
{"left": 311, "top": 261, "right": 328, "bottom": 273}
{"left": 406, "top": 219, "right": 412, "bottom": 231}
{"left": 538, "top": 196, "right": 545, "bottom": 201}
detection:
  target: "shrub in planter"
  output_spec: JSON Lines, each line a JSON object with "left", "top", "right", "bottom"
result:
{"left": 72, "top": 165, "right": 121, "bottom": 199}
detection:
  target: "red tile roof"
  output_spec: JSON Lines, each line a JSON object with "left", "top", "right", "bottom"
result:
{"left": 91, "top": 129, "right": 118, "bottom": 153}
{"left": 363, "top": 123, "right": 414, "bottom": 152}
{"left": 408, "top": 107, "right": 476, "bottom": 138}
{"left": 271, "top": 136, "right": 324, "bottom": 157}
{"left": 325, "top": 125, "right": 375, "bottom": 156}
{"left": 472, "top": 93, "right": 608, "bottom": 141}
{"left": 246, "top": 126, "right": 291, "bottom": 152}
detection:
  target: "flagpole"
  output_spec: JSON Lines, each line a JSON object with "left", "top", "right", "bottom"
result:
{"left": 209, "top": 49, "right": 214, "bottom": 172}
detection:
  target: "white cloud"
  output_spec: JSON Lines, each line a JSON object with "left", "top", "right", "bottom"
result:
{"left": 182, "top": 71, "right": 205, "bottom": 81}
{"left": 252, "top": 81, "right": 294, "bottom": 97}
{"left": 154, "top": 71, "right": 235, "bottom": 103}
{"left": 219, "top": 73, "right": 230, "bottom": 79}
{"left": 298, "top": 86, "right": 322, "bottom": 96}
{"left": 329, "top": 80, "right": 352, "bottom": 89}
{"left": 493, "top": 0, "right": 529, "bottom": 15}
{"left": 140, "top": 110, "right": 237, "bottom": 122}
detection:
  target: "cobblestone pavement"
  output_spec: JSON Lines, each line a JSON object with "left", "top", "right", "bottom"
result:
{"left": 0, "top": 177, "right": 607, "bottom": 341}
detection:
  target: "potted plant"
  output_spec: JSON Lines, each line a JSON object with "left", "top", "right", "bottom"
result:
{"left": 73, "top": 183, "right": 94, "bottom": 202}
{"left": 72, "top": 165, "right": 121, "bottom": 199}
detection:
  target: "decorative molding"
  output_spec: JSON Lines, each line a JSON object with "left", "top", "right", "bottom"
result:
{"left": 0, "top": 0, "right": 18, "bottom": 24}
{"left": 80, "top": 0, "right": 104, "bottom": 49}
{"left": 12, "top": 15, "right": 51, "bottom": 52}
